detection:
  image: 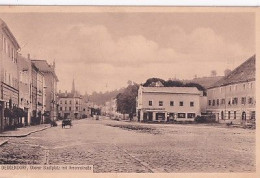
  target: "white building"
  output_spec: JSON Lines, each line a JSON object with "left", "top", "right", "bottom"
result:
{"left": 137, "top": 86, "right": 205, "bottom": 122}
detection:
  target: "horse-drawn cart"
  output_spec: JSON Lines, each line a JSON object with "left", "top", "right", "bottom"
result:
{"left": 62, "top": 119, "right": 72, "bottom": 128}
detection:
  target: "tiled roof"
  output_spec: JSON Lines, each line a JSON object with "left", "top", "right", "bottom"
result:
{"left": 31, "top": 60, "right": 59, "bottom": 81}
{"left": 209, "top": 55, "right": 255, "bottom": 89}
{"left": 141, "top": 86, "right": 200, "bottom": 95}
{"left": 183, "top": 76, "right": 224, "bottom": 89}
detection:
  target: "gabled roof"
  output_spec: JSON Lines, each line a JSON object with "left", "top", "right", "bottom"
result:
{"left": 0, "top": 18, "right": 20, "bottom": 49}
{"left": 183, "top": 76, "right": 224, "bottom": 89}
{"left": 141, "top": 86, "right": 200, "bottom": 95}
{"left": 208, "top": 55, "right": 255, "bottom": 89}
{"left": 31, "top": 60, "right": 59, "bottom": 81}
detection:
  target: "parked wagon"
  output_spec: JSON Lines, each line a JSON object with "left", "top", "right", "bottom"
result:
{"left": 62, "top": 119, "right": 72, "bottom": 128}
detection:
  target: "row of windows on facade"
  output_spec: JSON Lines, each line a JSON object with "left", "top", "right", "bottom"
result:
{"left": 208, "top": 97, "right": 254, "bottom": 106}
{"left": 146, "top": 112, "right": 196, "bottom": 119}
{"left": 219, "top": 110, "right": 255, "bottom": 120}
{"left": 209, "top": 82, "right": 254, "bottom": 95}
{"left": 60, "top": 100, "right": 80, "bottom": 105}
{"left": 148, "top": 100, "right": 194, "bottom": 107}
{"left": 2, "top": 35, "right": 18, "bottom": 63}
{"left": 3, "top": 70, "right": 19, "bottom": 89}
{"left": 172, "top": 112, "right": 195, "bottom": 118}
{"left": 60, "top": 106, "right": 87, "bottom": 111}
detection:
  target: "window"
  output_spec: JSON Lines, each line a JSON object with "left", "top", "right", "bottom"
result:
{"left": 69, "top": 107, "right": 71, "bottom": 111}
{"left": 76, "top": 107, "right": 78, "bottom": 111}
{"left": 69, "top": 100, "right": 72, "bottom": 104}
{"left": 251, "top": 111, "right": 255, "bottom": 120}
{"left": 234, "top": 111, "right": 236, "bottom": 119}
{"left": 170, "top": 101, "right": 174, "bottom": 106}
{"left": 159, "top": 101, "right": 163, "bottom": 106}
{"left": 187, "top": 113, "right": 195, "bottom": 118}
{"left": 212, "top": 100, "right": 215, "bottom": 106}
{"left": 60, "top": 100, "right": 62, "bottom": 104}
{"left": 208, "top": 100, "right": 211, "bottom": 106}
{"left": 241, "top": 97, "right": 246, "bottom": 105}
{"left": 76, "top": 101, "right": 78, "bottom": 104}
{"left": 221, "top": 99, "right": 225, "bottom": 105}
{"left": 248, "top": 97, "right": 253, "bottom": 104}
{"left": 232, "top": 98, "right": 238, "bottom": 105}
{"left": 228, "top": 99, "right": 231, "bottom": 105}
{"left": 228, "top": 111, "right": 231, "bottom": 119}
{"left": 216, "top": 99, "right": 219, "bottom": 106}
{"left": 65, "top": 107, "right": 67, "bottom": 111}
{"left": 60, "top": 107, "right": 62, "bottom": 111}
{"left": 179, "top": 101, "right": 183, "bottom": 106}
{"left": 190, "top": 101, "right": 194, "bottom": 107}
{"left": 178, "top": 113, "right": 186, "bottom": 118}
{"left": 65, "top": 100, "right": 67, "bottom": 104}
{"left": 149, "top": 100, "right": 152, "bottom": 106}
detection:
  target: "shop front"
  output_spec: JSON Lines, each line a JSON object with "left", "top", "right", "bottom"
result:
{"left": 140, "top": 108, "right": 167, "bottom": 122}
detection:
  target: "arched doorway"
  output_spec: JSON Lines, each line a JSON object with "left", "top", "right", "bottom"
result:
{"left": 242, "top": 111, "right": 246, "bottom": 121}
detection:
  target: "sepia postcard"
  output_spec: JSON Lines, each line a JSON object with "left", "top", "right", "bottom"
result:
{"left": 0, "top": 6, "right": 259, "bottom": 178}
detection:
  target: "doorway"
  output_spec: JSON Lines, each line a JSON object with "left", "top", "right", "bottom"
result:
{"left": 148, "top": 112, "right": 153, "bottom": 121}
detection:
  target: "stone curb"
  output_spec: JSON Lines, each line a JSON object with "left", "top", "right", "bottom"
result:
{"left": 0, "top": 126, "right": 51, "bottom": 138}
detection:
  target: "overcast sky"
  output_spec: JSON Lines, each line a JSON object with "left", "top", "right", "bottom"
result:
{"left": 0, "top": 12, "right": 255, "bottom": 94}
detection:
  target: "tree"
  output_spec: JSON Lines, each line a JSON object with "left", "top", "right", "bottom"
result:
{"left": 116, "top": 83, "right": 139, "bottom": 120}
{"left": 164, "top": 80, "right": 184, "bottom": 87}
{"left": 224, "top": 69, "right": 232, "bottom": 76}
{"left": 143, "top": 78, "right": 166, "bottom": 87}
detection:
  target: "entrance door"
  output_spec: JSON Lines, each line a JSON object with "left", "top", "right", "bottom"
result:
{"left": 143, "top": 112, "right": 148, "bottom": 122}
{"left": 221, "top": 111, "right": 224, "bottom": 120}
{"left": 242, "top": 111, "right": 246, "bottom": 121}
{"left": 148, "top": 112, "right": 153, "bottom": 121}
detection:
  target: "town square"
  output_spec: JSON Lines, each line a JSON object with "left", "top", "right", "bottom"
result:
{"left": 0, "top": 10, "right": 256, "bottom": 173}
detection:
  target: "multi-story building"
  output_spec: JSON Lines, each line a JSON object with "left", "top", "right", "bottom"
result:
{"left": 206, "top": 55, "right": 255, "bottom": 125}
{"left": 36, "top": 71, "right": 45, "bottom": 123}
{"left": 137, "top": 86, "right": 205, "bottom": 122}
{"left": 32, "top": 60, "right": 58, "bottom": 122}
{"left": 31, "top": 63, "right": 38, "bottom": 124}
{"left": 58, "top": 79, "right": 84, "bottom": 119}
{"left": 17, "top": 54, "right": 31, "bottom": 126}
{"left": 0, "top": 18, "right": 20, "bottom": 131}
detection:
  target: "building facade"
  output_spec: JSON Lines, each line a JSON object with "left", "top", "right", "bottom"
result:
{"left": 32, "top": 60, "right": 58, "bottom": 122}
{"left": 57, "top": 79, "right": 85, "bottom": 119}
{"left": 206, "top": 55, "right": 256, "bottom": 125}
{"left": 0, "top": 19, "right": 20, "bottom": 131}
{"left": 137, "top": 86, "right": 204, "bottom": 122}
{"left": 17, "top": 54, "right": 32, "bottom": 126}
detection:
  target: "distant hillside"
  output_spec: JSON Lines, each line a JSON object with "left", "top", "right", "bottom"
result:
{"left": 182, "top": 76, "right": 223, "bottom": 89}
{"left": 84, "top": 88, "right": 125, "bottom": 105}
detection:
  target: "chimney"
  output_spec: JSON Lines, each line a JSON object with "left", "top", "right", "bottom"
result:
{"left": 27, "top": 53, "right": 30, "bottom": 60}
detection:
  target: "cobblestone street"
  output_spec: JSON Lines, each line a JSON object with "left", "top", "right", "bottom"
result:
{"left": 0, "top": 118, "right": 255, "bottom": 173}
